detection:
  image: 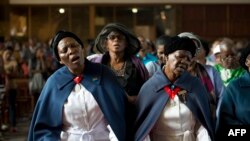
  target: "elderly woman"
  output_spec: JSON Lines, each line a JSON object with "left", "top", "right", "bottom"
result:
{"left": 213, "top": 38, "right": 246, "bottom": 86}
{"left": 88, "top": 23, "right": 149, "bottom": 103}
{"left": 134, "top": 36, "right": 215, "bottom": 141}
{"left": 178, "top": 32, "right": 224, "bottom": 122}
{"left": 28, "top": 31, "right": 128, "bottom": 141}
{"left": 216, "top": 44, "right": 250, "bottom": 139}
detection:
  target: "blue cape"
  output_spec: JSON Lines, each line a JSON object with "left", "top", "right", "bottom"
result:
{"left": 134, "top": 70, "right": 215, "bottom": 141}
{"left": 28, "top": 60, "right": 128, "bottom": 141}
{"left": 216, "top": 72, "right": 250, "bottom": 134}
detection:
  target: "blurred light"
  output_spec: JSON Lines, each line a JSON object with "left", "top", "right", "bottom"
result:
{"left": 160, "top": 11, "right": 166, "bottom": 20}
{"left": 132, "top": 8, "right": 138, "bottom": 14}
{"left": 59, "top": 8, "right": 65, "bottom": 14}
{"left": 165, "top": 5, "right": 172, "bottom": 10}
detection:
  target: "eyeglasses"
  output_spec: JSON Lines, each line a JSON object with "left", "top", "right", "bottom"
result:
{"left": 106, "top": 34, "right": 126, "bottom": 41}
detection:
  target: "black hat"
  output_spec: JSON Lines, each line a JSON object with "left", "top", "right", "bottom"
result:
{"left": 178, "top": 32, "right": 202, "bottom": 49}
{"left": 239, "top": 44, "right": 250, "bottom": 70}
{"left": 165, "top": 36, "right": 196, "bottom": 57}
{"left": 94, "top": 23, "right": 141, "bottom": 55}
{"left": 51, "top": 30, "right": 83, "bottom": 60}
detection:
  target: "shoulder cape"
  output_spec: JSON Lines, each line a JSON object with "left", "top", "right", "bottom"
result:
{"left": 28, "top": 60, "right": 128, "bottom": 141}
{"left": 134, "top": 70, "right": 215, "bottom": 141}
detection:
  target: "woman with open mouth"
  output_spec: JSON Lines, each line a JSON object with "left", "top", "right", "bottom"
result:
{"left": 27, "top": 30, "right": 129, "bottom": 141}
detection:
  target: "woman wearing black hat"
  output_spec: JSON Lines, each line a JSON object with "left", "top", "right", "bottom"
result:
{"left": 88, "top": 23, "right": 149, "bottom": 104}
{"left": 88, "top": 23, "right": 149, "bottom": 140}
{"left": 134, "top": 36, "right": 215, "bottom": 141}
{"left": 216, "top": 44, "right": 250, "bottom": 139}
{"left": 27, "top": 30, "right": 129, "bottom": 141}
{"left": 178, "top": 32, "right": 224, "bottom": 124}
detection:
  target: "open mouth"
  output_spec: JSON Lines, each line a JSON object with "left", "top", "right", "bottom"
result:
{"left": 71, "top": 56, "right": 80, "bottom": 63}
{"left": 113, "top": 43, "right": 120, "bottom": 46}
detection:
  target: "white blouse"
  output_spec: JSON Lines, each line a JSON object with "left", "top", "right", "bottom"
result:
{"left": 60, "top": 84, "right": 118, "bottom": 141}
{"left": 147, "top": 95, "right": 211, "bottom": 141}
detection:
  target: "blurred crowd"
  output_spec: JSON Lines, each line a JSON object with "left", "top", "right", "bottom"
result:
{"left": 0, "top": 25, "right": 250, "bottom": 140}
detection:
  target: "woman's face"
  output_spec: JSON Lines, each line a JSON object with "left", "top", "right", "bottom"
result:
{"left": 36, "top": 48, "right": 44, "bottom": 58}
{"left": 157, "top": 45, "right": 165, "bottom": 64}
{"left": 165, "top": 50, "right": 192, "bottom": 77}
{"left": 57, "top": 37, "right": 85, "bottom": 73}
{"left": 220, "top": 45, "right": 239, "bottom": 69}
{"left": 245, "top": 54, "right": 250, "bottom": 72}
{"left": 105, "top": 31, "right": 127, "bottom": 54}
{"left": 195, "top": 46, "right": 206, "bottom": 65}
{"left": 138, "top": 36, "right": 148, "bottom": 51}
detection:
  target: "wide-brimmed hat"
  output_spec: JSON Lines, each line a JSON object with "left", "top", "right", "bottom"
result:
{"left": 94, "top": 23, "right": 141, "bottom": 55}
{"left": 51, "top": 30, "right": 83, "bottom": 60}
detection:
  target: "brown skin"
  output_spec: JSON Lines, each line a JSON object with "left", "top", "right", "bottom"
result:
{"left": 105, "top": 31, "right": 138, "bottom": 103}
{"left": 2, "top": 49, "right": 18, "bottom": 91}
{"left": 245, "top": 54, "right": 250, "bottom": 72}
{"left": 186, "top": 41, "right": 205, "bottom": 76}
{"left": 137, "top": 36, "right": 148, "bottom": 59}
{"left": 187, "top": 57, "right": 197, "bottom": 76}
{"left": 30, "top": 48, "right": 47, "bottom": 75}
{"left": 105, "top": 31, "right": 127, "bottom": 69}
{"left": 164, "top": 50, "right": 192, "bottom": 83}
{"left": 156, "top": 45, "right": 165, "bottom": 65}
{"left": 57, "top": 37, "right": 85, "bottom": 75}
{"left": 220, "top": 44, "right": 240, "bottom": 69}
{"left": 137, "top": 36, "right": 148, "bottom": 51}
{"left": 3, "top": 49, "right": 13, "bottom": 62}
{"left": 186, "top": 39, "right": 202, "bottom": 74}
{"left": 214, "top": 53, "right": 221, "bottom": 65}
{"left": 195, "top": 46, "right": 207, "bottom": 65}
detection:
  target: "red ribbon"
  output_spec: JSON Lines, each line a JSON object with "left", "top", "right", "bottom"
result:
{"left": 73, "top": 75, "right": 83, "bottom": 84}
{"left": 164, "top": 85, "right": 181, "bottom": 99}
